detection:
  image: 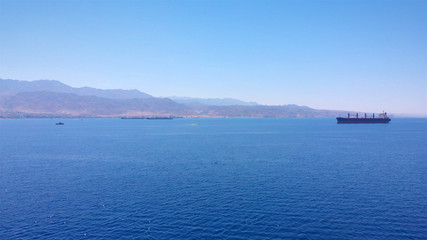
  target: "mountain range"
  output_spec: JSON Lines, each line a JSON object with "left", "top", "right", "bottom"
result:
{"left": 0, "top": 79, "right": 152, "bottom": 100}
{"left": 0, "top": 79, "right": 348, "bottom": 118}
{"left": 168, "top": 96, "right": 259, "bottom": 106}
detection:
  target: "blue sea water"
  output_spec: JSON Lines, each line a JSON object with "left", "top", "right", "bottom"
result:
{"left": 0, "top": 118, "right": 426, "bottom": 239}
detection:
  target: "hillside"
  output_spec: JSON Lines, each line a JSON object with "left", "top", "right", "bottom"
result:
{"left": 0, "top": 79, "right": 348, "bottom": 118}
{"left": 168, "top": 96, "right": 259, "bottom": 106}
{"left": 0, "top": 91, "right": 189, "bottom": 117}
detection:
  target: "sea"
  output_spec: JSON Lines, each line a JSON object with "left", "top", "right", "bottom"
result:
{"left": 1, "top": 118, "right": 426, "bottom": 239}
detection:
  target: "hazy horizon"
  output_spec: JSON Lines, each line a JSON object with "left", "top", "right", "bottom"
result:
{"left": 1, "top": 0, "right": 426, "bottom": 114}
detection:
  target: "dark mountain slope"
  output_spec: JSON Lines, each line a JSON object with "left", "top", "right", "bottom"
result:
{"left": 1, "top": 91, "right": 189, "bottom": 117}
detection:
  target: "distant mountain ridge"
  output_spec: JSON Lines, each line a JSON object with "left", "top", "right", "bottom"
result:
{"left": 0, "top": 79, "right": 349, "bottom": 118}
{"left": 0, "top": 79, "right": 152, "bottom": 100}
{"left": 187, "top": 104, "right": 340, "bottom": 118}
{"left": 169, "top": 96, "right": 259, "bottom": 106}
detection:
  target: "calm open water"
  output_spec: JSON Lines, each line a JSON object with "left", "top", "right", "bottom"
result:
{"left": 1, "top": 118, "right": 426, "bottom": 239}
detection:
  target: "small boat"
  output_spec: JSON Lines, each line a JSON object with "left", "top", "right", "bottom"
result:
{"left": 56, "top": 122, "right": 64, "bottom": 125}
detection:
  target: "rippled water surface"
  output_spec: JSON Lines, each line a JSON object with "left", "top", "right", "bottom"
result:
{"left": 1, "top": 118, "right": 426, "bottom": 239}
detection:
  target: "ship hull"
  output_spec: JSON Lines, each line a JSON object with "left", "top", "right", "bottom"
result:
{"left": 337, "top": 117, "right": 391, "bottom": 124}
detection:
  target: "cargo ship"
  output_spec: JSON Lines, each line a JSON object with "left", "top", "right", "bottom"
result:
{"left": 337, "top": 112, "right": 391, "bottom": 124}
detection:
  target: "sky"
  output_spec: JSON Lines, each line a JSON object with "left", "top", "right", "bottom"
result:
{"left": 0, "top": 0, "right": 426, "bottom": 114}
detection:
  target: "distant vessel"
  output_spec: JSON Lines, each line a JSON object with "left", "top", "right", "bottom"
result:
{"left": 147, "top": 117, "right": 173, "bottom": 120}
{"left": 121, "top": 117, "right": 146, "bottom": 119}
{"left": 337, "top": 112, "right": 391, "bottom": 124}
{"left": 56, "top": 122, "right": 64, "bottom": 125}
{"left": 121, "top": 116, "right": 174, "bottom": 120}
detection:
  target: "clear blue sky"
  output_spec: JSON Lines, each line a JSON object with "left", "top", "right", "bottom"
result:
{"left": 1, "top": 0, "right": 426, "bottom": 114}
